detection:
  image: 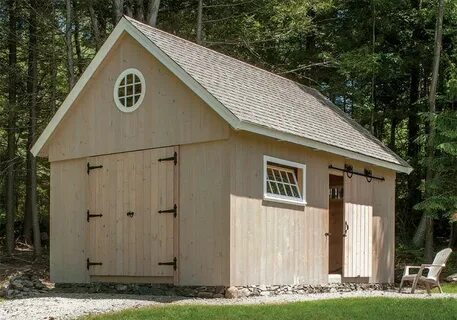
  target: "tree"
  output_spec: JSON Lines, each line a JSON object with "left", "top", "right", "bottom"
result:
{"left": 26, "top": 0, "right": 42, "bottom": 257}
{"left": 424, "top": 0, "right": 445, "bottom": 261}
{"left": 66, "top": 0, "right": 76, "bottom": 88}
{"left": 147, "top": 0, "right": 161, "bottom": 26}
{"left": 5, "top": 0, "right": 18, "bottom": 255}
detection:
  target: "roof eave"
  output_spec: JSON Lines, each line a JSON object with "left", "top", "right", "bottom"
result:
{"left": 235, "top": 121, "right": 413, "bottom": 174}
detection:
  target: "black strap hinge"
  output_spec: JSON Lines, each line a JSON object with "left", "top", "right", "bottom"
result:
{"left": 158, "top": 257, "right": 177, "bottom": 270}
{"left": 87, "top": 258, "right": 102, "bottom": 270}
{"left": 158, "top": 204, "right": 177, "bottom": 217}
{"left": 87, "top": 162, "right": 103, "bottom": 174}
{"left": 158, "top": 152, "right": 177, "bottom": 165}
{"left": 87, "top": 210, "right": 103, "bottom": 222}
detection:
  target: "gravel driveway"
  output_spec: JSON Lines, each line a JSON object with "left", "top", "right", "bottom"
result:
{"left": 1, "top": 291, "right": 457, "bottom": 320}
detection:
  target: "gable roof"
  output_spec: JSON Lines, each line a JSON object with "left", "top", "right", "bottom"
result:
{"left": 31, "top": 16, "right": 412, "bottom": 174}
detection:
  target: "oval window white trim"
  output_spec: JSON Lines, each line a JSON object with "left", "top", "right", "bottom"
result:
{"left": 113, "top": 68, "right": 146, "bottom": 113}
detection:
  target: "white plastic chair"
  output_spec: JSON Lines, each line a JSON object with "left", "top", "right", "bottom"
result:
{"left": 399, "top": 248, "right": 452, "bottom": 294}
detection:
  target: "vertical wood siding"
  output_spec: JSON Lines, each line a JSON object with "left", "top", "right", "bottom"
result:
{"left": 47, "top": 34, "right": 229, "bottom": 162}
{"left": 371, "top": 169, "right": 396, "bottom": 283}
{"left": 178, "top": 140, "right": 231, "bottom": 285}
{"left": 343, "top": 174, "right": 373, "bottom": 278}
{"left": 229, "top": 132, "right": 329, "bottom": 286}
{"left": 50, "top": 159, "right": 89, "bottom": 283}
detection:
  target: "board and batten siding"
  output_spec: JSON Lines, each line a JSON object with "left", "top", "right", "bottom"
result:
{"left": 178, "top": 140, "right": 231, "bottom": 286}
{"left": 50, "top": 159, "right": 89, "bottom": 283}
{"left": 228, "top": 131, "right": 396, "bottom": 286}
{"left": 229, "top": 132, "right": 329, "bottom": 286}
{"left": 45, "top": 33, "right": 229, "bottom": 162}
{"left": 371, "top": 168, "right": 396, "bottom": 283}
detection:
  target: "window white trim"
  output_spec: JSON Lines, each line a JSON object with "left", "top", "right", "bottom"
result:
{"left": 263, "top": 155, "right": 306, "bottom": 206}
{"left": 113, "top": 68, "right": 146, "bottom": 113}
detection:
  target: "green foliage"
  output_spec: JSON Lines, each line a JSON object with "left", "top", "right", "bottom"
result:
{"left": 416, "top": 112, "right": 457, "bottom": 220}
{"left": 2, "top": 0, "right": 457, "bottom": 246}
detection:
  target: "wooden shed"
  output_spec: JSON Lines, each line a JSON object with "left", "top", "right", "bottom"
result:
{"left": 32, "top": 16, "right": 412, "bottom": 287}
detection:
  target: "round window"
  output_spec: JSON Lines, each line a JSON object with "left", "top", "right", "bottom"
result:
{"left": 113, "top": 68, "right": 145, "bottom": 112}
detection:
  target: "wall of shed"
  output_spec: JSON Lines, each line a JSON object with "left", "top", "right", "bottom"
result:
{"left": 178, "top": 140, "right": 231, "bottom": 285}
{"left": 229, "top": 132, "right": 396, "bottom": 286}
{"left": 46, "top": 33, "right": 229, "bottom": 162}
{"left": 50, "top": 159, "right": 89, "bottom": 283}
{"left": 46, "top": 32, "right": 231, "bottom": 284}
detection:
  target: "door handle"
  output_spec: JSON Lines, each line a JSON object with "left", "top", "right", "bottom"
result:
{"left": 325, "top": 232, "right": 332, "bottom": 237}
{"left": 343, "top": 221, "right": 349, "bottom": 237}
{"left": 126, "top": 211, "right": 134, "bottom": 217}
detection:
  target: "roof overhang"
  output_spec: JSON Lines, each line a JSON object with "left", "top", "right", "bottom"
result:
{"left": 31, "top": 17, "right": 412, "bottom": 174}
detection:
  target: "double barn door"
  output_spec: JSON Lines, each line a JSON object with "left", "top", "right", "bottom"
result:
{"left": 87, "top": 147, "right": 176, "bottom": 277}
{"left": 343, "top": 174, "right": 373, "bottom": 278}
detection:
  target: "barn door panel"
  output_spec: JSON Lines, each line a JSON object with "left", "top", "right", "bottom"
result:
{"left": 343, "top": 174, "right": 373, "bottom": 278}
{"left": 87, "top": 147, "right": 176, "bottom": 277}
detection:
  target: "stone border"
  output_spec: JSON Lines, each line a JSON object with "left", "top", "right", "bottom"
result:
{"left": 54, "top": 282, "right": 395, "bottom": 299}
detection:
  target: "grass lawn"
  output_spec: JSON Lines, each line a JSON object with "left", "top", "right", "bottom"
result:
{"left": 85, "top": 297, "right": 457, "bottom": 320}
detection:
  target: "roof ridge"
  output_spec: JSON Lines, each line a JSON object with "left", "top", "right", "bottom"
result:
{"left": 125, "top": 16, "right": 307, "bottom": 89}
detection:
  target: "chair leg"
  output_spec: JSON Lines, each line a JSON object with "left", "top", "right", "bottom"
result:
{"left": 425, "top": 282, "right": 431, "bottom": 295}
{"left": 437, "top": 282, "right": 443, "bottom": 294}
{"left": 398, "top": 279, "right": 404, "bottom": 293}
{"left": 411, "top": 276, "right": 420, "bottom": 294}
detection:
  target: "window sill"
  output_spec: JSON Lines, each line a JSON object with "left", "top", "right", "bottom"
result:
{"left": 263, "top": 195, "right": 307, "bottom": 207}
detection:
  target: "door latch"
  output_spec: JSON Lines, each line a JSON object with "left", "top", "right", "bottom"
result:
{"left": 158, "top": 204, "right": 177, "bottom": 217}
{"left": 343, "top": 221, "right": 349, "bottom": 237}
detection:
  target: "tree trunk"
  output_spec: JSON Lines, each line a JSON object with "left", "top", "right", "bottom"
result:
{"left": 65, "top": 0, "right": 76, "bottom": 88}
{"left": 88, "top": 0, "right": 101, "bottom": 50}
{"left": 196, "top": 0, "right": 203, "bottom": 44}
{"left": 73, "top": 0, "right": 84, "bottom": 76}
{"left": 449, "top": 221, "right": 457, "bottom": 248}
{"left": 424, "top": 0, "right": 445, "bottom": 262}
{"left": 6, "top": 0, "right": 18, "bottom": 256}
{"left": 114, "top": 0, "right": 124, "bottom": 22}
{"left": 409, "top": 65, "right": 422, "bottom": 242}
{"left": 146, "top": 0, "right": 161, "bottom": 27}
{"left": 27, "top": 0, "right": 42, "bottom": 257}
{"left": 134, "top": 0, "right": 144, "bottom": 22}
{"left": 389, "top": 116, "right": 397, "bottom": 152}
{"left": 125, "top": 1, "right": 133, "bottom": 17}
{"left": 50, "top": 0, "right": 58, "bottom": 112}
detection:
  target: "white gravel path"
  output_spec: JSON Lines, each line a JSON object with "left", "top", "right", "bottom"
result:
{"left": 1, "top": 291, "right": 457, "bottom": 320}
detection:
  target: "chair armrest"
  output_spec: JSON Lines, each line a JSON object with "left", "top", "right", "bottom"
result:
{"left": 403, "top": 265, "right": 421, "bottom": 276}
{"left": 420, "top": 264, "right": 444, "bottom": 268}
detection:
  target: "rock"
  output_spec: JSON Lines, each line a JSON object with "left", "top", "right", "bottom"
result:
{"left": 197, "top": 291, "right": 214, "bottom": 299}
{"left": 22, "top": 280, "right": 34, "bottom": 287}
{"left": 238, "top": 288, "right": 251, "bottom": 298}
{"left": 225, "top": 286, "right": 238, "bottom": 299}
{"left": 446, "top": 273, "right": 457, "bottom": 282}
{"left": 329, "top": 288, "right": 338, "bottom": 293}
{"left": 259, "top": 291, "right": 270, "bottom": 296}
{"left": 213, "top": 293, "right": 224, "bottom": 299}
{"left": 11, "top": 281, "right": 24, "bottom": 290}
{"left": 115, "top": 284, "right": 128, "bottom": 292}
{"left": 258, "top": 285, "right": 267, "bottom": 291}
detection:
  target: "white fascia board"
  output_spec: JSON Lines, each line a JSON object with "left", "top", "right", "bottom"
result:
{"left": 237, "top": 121, "right": 413, "bottom": 174}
